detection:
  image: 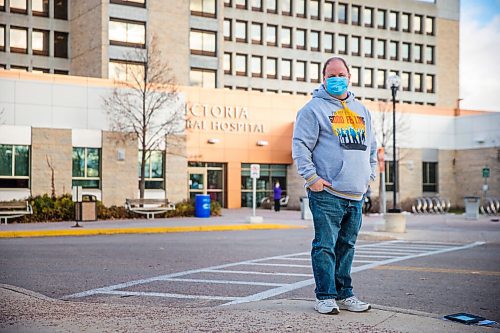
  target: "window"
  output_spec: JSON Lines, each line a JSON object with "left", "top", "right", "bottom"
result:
{"left": 190, "top": 29, "right": 216, "bottom": 56}
{"left": 351, "top": 66, "right": 360, "bottom": 86}
{"left": 251, "top": 22, "right": 262, "bottom": 44}
{"left": 109, "top": 19, "right": 146, "bottom": 48}
{"left": 10, "top": 27, "right": 27, "bottom": 54}
{"left": 190, "top": 68, "right": 216, "bottom": 88}
{"left": 338, "top": 34, "right": 347, "bottom": 54}
{"left": 377, "top": 69, "right": 386, "bottom": 88}
{"left": 296, "top": 60, "right": 306, "bottom": 81}
{"left": 426, "top": 74, "right": 435, "bottom": 93}
{"left": 32, "top": 29, "right": 49, "bottom": 56}
{"left": 402, "top": 71, "right": 410, "bottom": 91}
{"left": 266, "top": 0, "right": 277, "bottom": 13}
{"left": 224, "top": 53, "right": 232, "bottom": 74}
{"left": 402, "top": 12, "right": 410, "bottom": 32}
{"left": 0, "top": 25, "right": 5, "bottom": 52}
{"left": 310, "top": 30, "right": 320, "bottom": 51}
{"left": 235, "top": 54, "right": 247, "bottom": 76}
{"left": 32, "top": 0, "right": 49, "bottom": 16}
{"left": 266, "top": 57, "right": 277, "bottom": 78}
{"left": 266, "top": 24, "right": 277, "bottom": 46}
{"left": 414, "top": 44, "right": 423, "bottom": 63}
{"left": 364, "top": 37, "right": 373, "bottom": 57}
{"left": 385, "top": 161, "right": 397, "bottom": 192}
{"left": 425, "top": 17, "right": 434, "bottom": 35}
{"left": 251, "top": 56, "right": 262, "bottom": 77}
{"left": 54, "top": 69, "right": 68, "bottom": 75}
{"left": 110, "top": 0, "right": 146, "bottom": 7}
{"left": 224, "top": 0, "right": 231, "bottom": 7}
{"left": 422, "top": 162, "right": 438, "bottom": 192}
{"left": 377, "top": 39, "right": 386, "bottom": 59}
{"left": 324, "top": 1, "right": 333, "bottom": 22}
{"left": 235, "top": 0, "right": 247, "bottom": 9}
{"left": 296, "top": 0, "right": 305, "bottom": 17}
{"left": 251, "top": 0, "right": 262, "bottom": 11}
{"left": 310, "top": 0, "right": 319, "bottom": 19}
{"left": 0, "top": 145, "right": 30, "bottom": 189}
{"left": 296, "top": 28, "right": 306, "bottom": 50}
{"left": 32, "top": 68, "right": 50, "bottom": 73}
{"left": 281, "top": 26, "right": 292, "bottom": 48}
{"left": 0, "top": 0, "right": 4, "bottom": 11}
{"left": 414, "top": 73, "right": 423, "bottom": 92}
{"left": 281, "top": 58, "right": 292, "bottom": 80}
{"left": 377, "top": 9, "right": 386, "bottom": 29}
{"left": 414, "top": 15, "right": 423, "bottom": 33}
{"left": 54, "top": 31, "right": 68, "bottom": 58}
{"left": 190, "top": 0, "right": 216, "bottom": 17}
{"left": 338, "top": 3, "right": 347, "bottom": 23}
{"left": 351, "top": 36, "right": 360, "bottom": 56}
{"left": 138, "top": 150, "right": 164, "bottom": 189}
{"left": 402, "top": 42, "right": 411, "bottom": 62}
{"left": 310, "top": 62, "right": 320, "bottom": 83}
{"left": 324, "top": 32, "right": 334, "bottom": 53}
{"left": 235, "top": 21, "right": 247, "bottom": 43}
{"left": 281, "top": 0, "right": 291, "bottom": 15}
{"left": 223, "top": 19, "right": 232, "bottom": 41}
{"left": 54, "top": 0, "right": 68, "bottom": 20}
{"left": 364, "top": 7, "right": 373, "bottom": 27}
{"left": 364, "top": 68, "right": 373, "bottom": 87}
{"left": 426, "top": 45, "right": 434, "bottom": 64}
{"left": 352, "top": 5, "right": 360, "bottom": 25}
{"left": 389, "top": 11, "right": 398, "bottom": 30}
{"left": 109, "top": 60, "right": 145, "bottom": 81}
{"left": 10, "top": 0, "right": 27, "bottom": 13}
{"left": 72, "top": 147, "right": 100, "bottom": 189}
{"left": 389, "top": 40, "right": 398, "bottom": 60}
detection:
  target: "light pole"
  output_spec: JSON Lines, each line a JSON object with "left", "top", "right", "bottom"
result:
{"left": 387, "top": 74, "right": 401, "bottom": 213}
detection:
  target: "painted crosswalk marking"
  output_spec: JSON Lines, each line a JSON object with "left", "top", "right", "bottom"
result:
{"left": 62, "top": 240, "right": 485, "bottom": 305}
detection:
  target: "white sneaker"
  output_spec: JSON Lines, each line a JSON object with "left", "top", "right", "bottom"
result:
{"left": 337, "top": 296, "right": 371, "bottom": 312}
{"left": 314, "top": 299, "right": 340, "bottom": 314}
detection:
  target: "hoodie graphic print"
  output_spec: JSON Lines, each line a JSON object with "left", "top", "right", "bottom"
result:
{"left": 329, "top": 101, "right": 367, "bottom": 151}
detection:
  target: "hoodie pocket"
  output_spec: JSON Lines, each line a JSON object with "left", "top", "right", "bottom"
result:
{"left": 331, "top": 154, "right": 371, "bottom": 194}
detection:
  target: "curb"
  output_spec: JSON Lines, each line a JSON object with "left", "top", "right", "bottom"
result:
{"left": 0, "top": 223, "right": 306, "bottom": 238}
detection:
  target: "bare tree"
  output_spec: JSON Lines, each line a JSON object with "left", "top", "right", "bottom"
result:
{"left": 103, "top": 36, "right": 185, "bottom": 199}
{"left": 46, "top": 155, "right": 56, "bottom": 199}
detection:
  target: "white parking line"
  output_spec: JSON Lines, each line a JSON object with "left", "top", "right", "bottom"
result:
{"left": 62, "top": 240, "right": 485, "bottom": 306}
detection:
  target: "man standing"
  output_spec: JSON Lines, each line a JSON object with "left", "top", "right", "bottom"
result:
{"left": 292, "top": 57, "right": 377, "bottom": 315}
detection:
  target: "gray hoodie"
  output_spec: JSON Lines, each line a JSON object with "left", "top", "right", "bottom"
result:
{"left": 292, "top": 85, "right": 377, "bottom": 201}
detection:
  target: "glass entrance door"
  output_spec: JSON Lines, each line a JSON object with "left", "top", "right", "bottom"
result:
{"left": 188, "top": 163, "right": 226, "bottom": 207}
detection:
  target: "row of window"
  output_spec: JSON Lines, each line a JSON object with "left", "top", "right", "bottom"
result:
{"left": 385, "top": 161, "right": 438, "bottom": 193}
{"left": 221, "top": 0, "right": 435, "bottom": 35}
{"left": 222, "top": 22, "right": 435, "bottom": 64}
{"left": 1, "top": 0, "right": 67, "bottom": 19}
{"left": 0, "top": 25, "right": 68, "bottom": 57}
{"left": 0, "top": 145, "right": 163, "bottom": 190}
{"left": 0, "top": 64, "right": 68, "bottom": 74}
{"left": 350, "top": 67, "right": 435, "bottom": 93}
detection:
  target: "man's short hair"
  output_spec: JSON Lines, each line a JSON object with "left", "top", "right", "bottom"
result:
{"left": 322, "top": 57, "right": 350, "bottom": 78}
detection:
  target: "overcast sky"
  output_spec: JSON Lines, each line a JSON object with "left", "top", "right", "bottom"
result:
{"left": 460, "top": 0, "right": 500, "bottom": 111}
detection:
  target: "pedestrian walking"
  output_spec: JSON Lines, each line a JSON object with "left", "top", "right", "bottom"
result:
{"left": 292, "top": 56, "right": 377, "bottom": 315}
{"left": 273, "top": 181, "right": 282, "bottom": 212}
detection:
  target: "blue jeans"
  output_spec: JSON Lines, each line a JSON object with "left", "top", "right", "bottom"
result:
{"left": 308, "top": 190, "right": 363, "bottom": 300}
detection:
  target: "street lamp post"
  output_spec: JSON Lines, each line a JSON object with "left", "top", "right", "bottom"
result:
{"left": 387, "top": 74, "right": 401, "bottom": 213}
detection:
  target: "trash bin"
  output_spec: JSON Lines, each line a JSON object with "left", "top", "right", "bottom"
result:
{"left": 463, "top": 196, "right": 480, "bottom": 220}
{"left": 75, "top": 195, "right": 97, "bottom": 221}
{"left": 300, "top": 196, "right": 312, "bottom": 220}
{"left": 195, "top": 194, "right": 211, "bottom": 218}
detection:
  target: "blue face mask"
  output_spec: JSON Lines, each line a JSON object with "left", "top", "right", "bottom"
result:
{"left": 325, "top": 76, "right": 348, "bottom": 96}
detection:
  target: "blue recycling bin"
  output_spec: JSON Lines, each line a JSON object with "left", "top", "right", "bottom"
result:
{"left": 195, "top": 194, "right": 211, "bottom": 218}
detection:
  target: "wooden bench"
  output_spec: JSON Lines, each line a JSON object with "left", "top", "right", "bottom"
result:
{"left": 0, "top": 201, "right": 33, "bottom": 224}
{"left": 125, "top": 198, "right": 175, "bottom": 219}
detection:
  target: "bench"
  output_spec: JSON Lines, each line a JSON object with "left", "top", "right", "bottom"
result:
{"left": 0, "top": 201, "right": 33, "bottom": 224}
{"left": 260, "top": 195, "right": 289, "bottom": 209}
{"left": 125, "top": 198, "right": 175, "bottom": 219}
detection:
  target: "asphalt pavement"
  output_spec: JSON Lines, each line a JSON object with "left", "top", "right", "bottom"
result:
{"left": 1, "top": 208, "right": 499, "bottom": 333}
